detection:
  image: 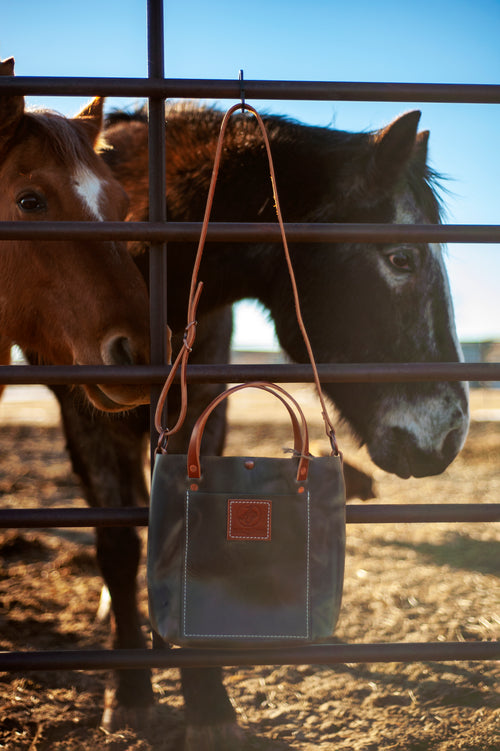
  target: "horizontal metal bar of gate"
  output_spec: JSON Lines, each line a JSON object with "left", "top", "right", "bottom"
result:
{"left": 1, "top": 221, "right": 500, "bottom": 244}
{"left": 0, "top": 641, "right": 497, "bottom": 672}
{"left": 1, "top": 504, "right": 498, "bottom": 529}
{"left": 1, "top": 362, "right": 499, "bottom": 385}
{"left": 1, "top": 76, "right": 500, "bottom": 103}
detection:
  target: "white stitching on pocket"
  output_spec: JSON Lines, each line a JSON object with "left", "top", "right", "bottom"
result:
{"left": 183, "top": 490, "right": 310, "bottom": 640}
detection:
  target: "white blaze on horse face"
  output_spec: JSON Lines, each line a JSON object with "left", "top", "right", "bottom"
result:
{"left": 73, "top": 164, "right": 105, "bottom": 220}
{"left": 370, "top": 192, "right": 469, "bottom": 468}
{"left": 429, "top": 242, "right": 465, "bottom": 362}
{"left": 376, "top": 191, "right": 424, "bottom": 288}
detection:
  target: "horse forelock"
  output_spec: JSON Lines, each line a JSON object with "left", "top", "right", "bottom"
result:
{"left": 19, "top": 110, "right": 100, "bottom": 169}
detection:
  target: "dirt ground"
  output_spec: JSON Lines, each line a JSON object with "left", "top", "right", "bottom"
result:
{"left": 0, "top": 385, "right": 498, "bottom": 750}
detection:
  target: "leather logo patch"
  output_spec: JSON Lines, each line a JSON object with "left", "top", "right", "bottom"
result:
{"left": 227, "top": 500, "right": 272, "bottom": 541}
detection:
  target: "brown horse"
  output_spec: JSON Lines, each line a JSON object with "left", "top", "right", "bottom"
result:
{"left": 0, "top": 58, "right": 150, "bottom": 410}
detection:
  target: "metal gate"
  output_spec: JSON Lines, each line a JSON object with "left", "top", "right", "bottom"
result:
{"left": 0, "top": 0, "right": 498, "bottom": 675}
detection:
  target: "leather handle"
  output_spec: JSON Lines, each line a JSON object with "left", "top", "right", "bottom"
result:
{"left": 187, "top": 382, "right": 310, "bottom": 482}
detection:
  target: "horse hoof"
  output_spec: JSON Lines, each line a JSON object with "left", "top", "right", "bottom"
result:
{"left": 100, "top": 688, "right": 153, "bottom": 732}
{"left": 184, "top": 721, "right": 246, "bottom": 751}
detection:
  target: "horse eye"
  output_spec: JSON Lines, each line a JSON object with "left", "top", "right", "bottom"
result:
{"left": 17, "top": 192, "right": 47, "bottom": 213}
{"left": 387, "top": 249, "right": 414, "bottom": 272}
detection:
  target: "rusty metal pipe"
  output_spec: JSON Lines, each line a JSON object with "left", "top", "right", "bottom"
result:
{"left": 1, "top": 77, "right": 500, "bottom": 104}
{"left": 0, "top": 362, "right": 499, "bottom": 385}
{"left": 0, "top": 641, "right": 497, "bottom": 672}
{"left": 1, "top": 504, "right": 498, "bottom": 528}
{"left": 0, "top": 222, "right": 499, "bottom": 243}
{"left": 147, "top": 0, "right": 168, "bottom": 465}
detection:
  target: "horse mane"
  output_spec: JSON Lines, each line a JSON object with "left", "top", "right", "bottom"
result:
{"left": 18, "top": 109, "right": 101, "bottom": 167}
{"left": 105, "top": 106, "right": 148, "bottom": 127}
{"left": 104, "top": 102, "right": 445, "bottom": 224}
{"left": 407, "top": 162, "right": 446, "bottom": 224}
{"left": 170, "top": 103, "right": 446, "bottom": 223}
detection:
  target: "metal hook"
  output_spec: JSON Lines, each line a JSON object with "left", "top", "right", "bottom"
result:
{"left": 239, "top": 69, "right": 245, "bottom": 113}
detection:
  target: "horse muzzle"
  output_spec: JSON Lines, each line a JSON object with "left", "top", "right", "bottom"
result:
{"left": 368, "top": 392, "right": 470, "bottom": 478}
{"left": 369, "top": 422, "right": 468, "bottom": 478}
{"left": 72, "top": 333, "right": 151, "bottom": 412}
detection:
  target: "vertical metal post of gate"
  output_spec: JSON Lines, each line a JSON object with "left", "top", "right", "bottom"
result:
{"left": 147, "top": 0, "right": 168, "bottom": 458}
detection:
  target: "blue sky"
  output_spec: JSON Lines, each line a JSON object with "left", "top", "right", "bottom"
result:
{"left": 2, "top": 0, "right": 499, "bottom": 345}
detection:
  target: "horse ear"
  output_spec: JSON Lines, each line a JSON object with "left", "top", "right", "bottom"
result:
{"left": 0, "top": 57, "right": 25, "bottom": 150}
{"left": 368, "top": 110, "right": 422, "bottom": 191}
{"left": 74, "top": 97, "right": 105, "bottom": 146}
{"left": 413, "top": 129, "right": 430, "bottom": 172}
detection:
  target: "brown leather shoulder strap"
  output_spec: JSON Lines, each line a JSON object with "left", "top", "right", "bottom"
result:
{"left": 155, "top": 102, "right": 339, "bottom": 455}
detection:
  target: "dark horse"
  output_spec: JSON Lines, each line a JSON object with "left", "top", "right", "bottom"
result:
{"left": 39, "top": 103, "right": 469, "bottom": 747}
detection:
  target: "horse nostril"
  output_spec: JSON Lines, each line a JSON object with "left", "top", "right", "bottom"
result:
{"left": 101, "top": 335, "right": 136, "bottom": 366}
{"left": 442, "top": 426, "right": 466, "bottom": 462}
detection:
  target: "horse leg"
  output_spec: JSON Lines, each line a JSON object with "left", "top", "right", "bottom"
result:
{"left": 166, "top": 403, "right": 241, "bottom": 747}
{"left": 165, "top": 308, "right": 243, "bottom": 748}
{"left": 98, "top": 525, "right": 154, "bottom": 730}
{"left": 182, "top": 669, "right": 244, "bottom": 750}
{"left": 52, "top": 385, "right": 153, "bottom": 729}
{"left": 0, "top": 337, "right": 11, "bottom": 400}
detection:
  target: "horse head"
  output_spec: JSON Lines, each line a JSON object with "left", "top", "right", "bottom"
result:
{"left": 277, "top": 111, "right": 469, "bottom": 477}
{"left": 0, "top": 58, "right": 150, "bottom": 411}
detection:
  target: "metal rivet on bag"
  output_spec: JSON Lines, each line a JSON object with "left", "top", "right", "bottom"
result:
{"left": 189, "top": 465, "right": 198, "bottom": 474}
{"left": 244, "top": 460, "right": 255, "bottom": 470}
{"left": 190, "top": 483, "right": 199, "bottom": 491}
{"left": 298, "top": 486, "right": 305, "bottom": 494}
